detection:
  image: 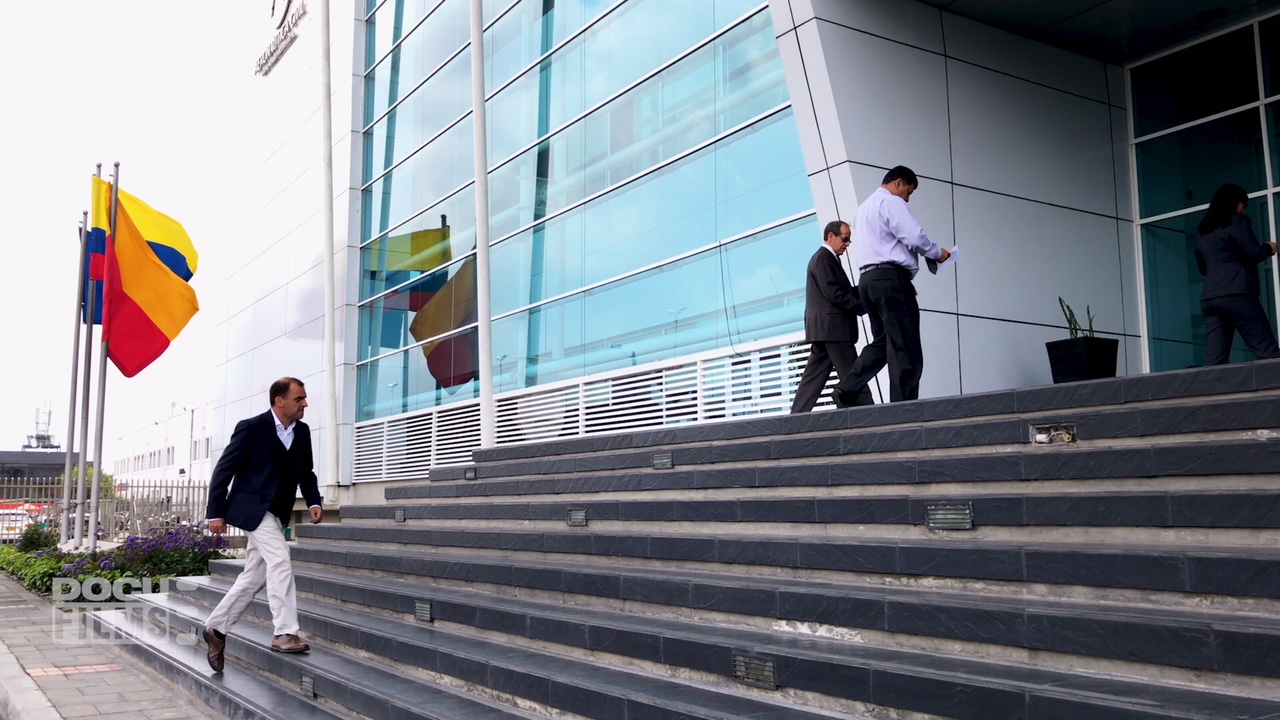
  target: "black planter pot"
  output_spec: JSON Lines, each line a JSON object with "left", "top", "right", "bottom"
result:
{"left": 1045, "top": 336, "right": 1119, "bottom": 384}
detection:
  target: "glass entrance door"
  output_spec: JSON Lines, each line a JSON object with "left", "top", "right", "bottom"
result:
{"left": 1131, "top": 19, "right": 1280, "bottom": 371}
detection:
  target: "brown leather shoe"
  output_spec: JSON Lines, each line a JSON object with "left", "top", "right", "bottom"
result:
{"left": 271, "top": 634, "right": 310, "bottom": 653}
{"left": 203, "top": 628, "right": 225, "bottom": 672}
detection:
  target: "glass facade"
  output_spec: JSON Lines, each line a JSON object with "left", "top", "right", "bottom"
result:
{"left": 357, "top": 0, "right": 814, "bottom": 422}
{"left": 1131, "top": 18, "right": 1280, "bottom": 370}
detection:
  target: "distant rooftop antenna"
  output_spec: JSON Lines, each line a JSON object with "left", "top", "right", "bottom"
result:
{"left": 23, "top": 402, "right": 59, "bottom": 451}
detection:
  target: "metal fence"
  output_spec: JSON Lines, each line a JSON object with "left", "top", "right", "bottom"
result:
{"left": 0, "top": 477, "right": 238, "bottom": 544}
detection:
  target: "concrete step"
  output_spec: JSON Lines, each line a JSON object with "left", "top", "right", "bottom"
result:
{"left": 391, "top": 438, "right": 1280, "bottom": 501}
{"left": 350, "top": 488, "right": 1280, "bottom": 529}
{"left": 142, "top": 587, "right": 873, "bottom": 720}
{"left": 268, "top": 545, "right": 1280, "bottom": 684}
{"left": 294, "top": 521, "right": 1280, "bottom": 598}
{"left": 179, "top": 565, "right": 1280, "bottom": 719}
{"left": 81, "top": 607, "right": 352, "bottom": 720}
{"left": 458, "top": 362, "right": 1280, "bottom": 468}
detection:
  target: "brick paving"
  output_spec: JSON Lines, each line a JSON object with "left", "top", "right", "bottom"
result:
{"left": 0, "top": 574, "right": 219, "bottom": 720}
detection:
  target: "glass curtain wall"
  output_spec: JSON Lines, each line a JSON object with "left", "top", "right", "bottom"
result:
{"left": 356, "top": 0, "right": 815, "bottom": 421}
{"left": 1132, "top": 19, "right": 1280, "bottom": 371}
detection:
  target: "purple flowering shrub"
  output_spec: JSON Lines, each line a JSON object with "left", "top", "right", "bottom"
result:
{"left": 0, "top": 523, "right": 228, "bottom": 597}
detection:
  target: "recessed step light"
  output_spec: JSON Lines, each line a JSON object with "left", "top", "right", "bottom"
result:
{"left": 925, "top": 502, "right": 974, "bottom": 531}
{"left": 1031, "top": 423, "right": 1076, "bottom": 445}
{"left": 732, "top": 652, "right": 777, "bottom": 690}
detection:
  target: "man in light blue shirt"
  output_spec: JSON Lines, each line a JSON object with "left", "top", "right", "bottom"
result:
{"left": 834, "top": 166, "right": 949, "bottom": 405}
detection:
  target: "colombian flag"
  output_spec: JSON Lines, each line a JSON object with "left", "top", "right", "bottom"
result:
{"left": 100, "top": 187, "right": 199, "bottom": 378}
{"left": 408, "top": 258, "right": 477, "bottom": 388}
{"left": 84, "top": 178, "right": 113, "bottom": 324}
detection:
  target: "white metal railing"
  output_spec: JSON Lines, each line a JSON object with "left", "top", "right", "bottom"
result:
{"left": 0, "top": 477, "right": 243, "bottom": 543}
{"left": 350, "top": 334, "right": 845, "bottom": 483}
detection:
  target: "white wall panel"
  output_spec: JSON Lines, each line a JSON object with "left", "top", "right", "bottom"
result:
{"left": 958, "top": 316, "right": 1062, "bottom": 393}
{"left": 285, "top": 317, "right": 326, "bottom": 385}
{"left": 1106, "top": 63, "right": 1126, "bottom": 108}
{"left": 918, "top": 311, "right": 961, "bottom": 399}
{"left": 1125, "top": 335, "right": 1144, "bottom": 376}
{"left": 251, "top": 337, "right": 291, "bottom": 397}
{"left": 806, "top": 168, "right": 840, "bottom": 227}
{"left": 815, "top": 21, "right": 952, "bottom": 181}
{"left": 223, "top": 351, "right": 254, "bottom": 408}
{"left": 1112, "top": 105, "right": 1134, "bottom": 221}
{"left": 252, "top": 286, "right": 289, "bottom": 348}
{"left": 948, "top": 61, "right": 1116, "bottom": 217}
{"left": 794, "top": 0, "right": 944, "bottom": 52}
{"left": 287, "top": 269, "right": 325, "bottom": 334}
{"left": 767, "top": 0, "right": 796, "bottom": 35}
{"left": 1117, "top": 220, "right": 1140, "bottom": 337}
{"left": 774, "top": 29, "right": 828, "bottom": 172}
{"left": 941, "top": 14, "right": 1108, "bottom": 102}
{"left": 226, "top": 307, "right": 256, "bottom": 361}
{"left": 826, "top": 161, "right": 862, "bottom": 224}
{"left": 953, "top": 186, "right": 1124, "bottom": 333}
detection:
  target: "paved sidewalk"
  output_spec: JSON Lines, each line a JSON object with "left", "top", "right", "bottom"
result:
{"left": 0, "top": 575, "right": 218, "bottom": 720}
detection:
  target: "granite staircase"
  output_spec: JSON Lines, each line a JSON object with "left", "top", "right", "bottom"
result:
{"left": 92, "top": 359, "right": 1280, "bottom": 719}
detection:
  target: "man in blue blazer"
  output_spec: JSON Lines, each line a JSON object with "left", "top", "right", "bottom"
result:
{"left": 202, "top": 377, "right": 323, "bottom": 672}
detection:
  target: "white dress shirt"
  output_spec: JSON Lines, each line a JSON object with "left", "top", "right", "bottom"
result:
{"left": 274, "top": 416, "right": 294, "bottom": 450}
{"left": 853, "top": 187, "right": 943, "bottom": 277}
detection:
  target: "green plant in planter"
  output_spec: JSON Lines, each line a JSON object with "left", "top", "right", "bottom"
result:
{"left": 1059, "top": 297, "right": 1096, "bottom": 339}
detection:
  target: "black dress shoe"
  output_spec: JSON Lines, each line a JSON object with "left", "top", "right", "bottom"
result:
{"left": 831, "top": 388, "right": 853, "bottom": 408}
{"left": 204, "top": 628, "right": 225, "bottom": 673}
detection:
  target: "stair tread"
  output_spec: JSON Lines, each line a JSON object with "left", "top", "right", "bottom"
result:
{"left": 265, "top": 545, "right": 1280, "bottom": 631}
{"left": 143, "top": 590, "right": 862, "bottom": 720}
{"left": 84, "top": 608, "right": 350, "bottom": 720}
{"left": 175, "top": 570, "right": 1280, "bottom": 719}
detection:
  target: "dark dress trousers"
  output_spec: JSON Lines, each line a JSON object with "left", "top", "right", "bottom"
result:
{"left": 790, "top": 248, "right": 873, "bottom": 413}
{"left": 834, "top": 265, "right": 921, "bottom": 404}
{"left": 206, "top": 411, "right": 322, "bottom": 532}
{"left": 1196, "top": 215, "right": 1279, "bottom": 365}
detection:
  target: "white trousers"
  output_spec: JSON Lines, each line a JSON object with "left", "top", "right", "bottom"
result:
{"left": 205, "top": 512, "right": 299, "bottom": 636}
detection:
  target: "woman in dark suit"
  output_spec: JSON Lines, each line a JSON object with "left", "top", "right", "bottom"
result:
{"left": 1196, "top": 183, "right": 1280, "bottom": 365}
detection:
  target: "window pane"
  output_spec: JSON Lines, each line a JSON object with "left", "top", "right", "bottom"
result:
{"left": 1260, "top": 15, "right": 1280, "bottom": 98}
{"left": 1135, "top": 109, "right": 1264, "bottom": 218}
{"left": 1265, "top": 102, "right": 1280, "bottom": 186}
{"left": 364, "top": 48, "right": 472, "bottom": 184}
{"left": 361, "top": 185, "right": 475, "bottom": 300}
{"left": 485, "top": 0, "right": 764, "bottom": 166}
{"left": 489, "top": 110, "right": 810, "bottom": 316}
{"left": 359, "top": 256, "right": 478, "bottom": 360}
{"left": 357, "top": 327, "right": 480, "bottom": 420}
{"left": 484, "top": 0, "right": 613, "bottom": 94}
{"left": 487, "top": 9, "right": 787, "bottom": 241}
{"left": 363, "top": 116, "right": 475, "bottom": 241}
{"left": 1131, "top": 28, "right": 1257, "bottom": 138}
{"left": 1142, "top": 201, "right": 1276, "bottom": 371}
{"left": 490, "top": 215, "right": 814, "bottom": 394}
{"left": 364, "top": 0, "right": 469, "bottom": 125}
{"left": 365, "top": 0, "right": 442, "bottom": 71}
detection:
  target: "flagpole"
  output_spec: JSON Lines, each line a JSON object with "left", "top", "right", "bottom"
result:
{"left": 60, "top": 213, "right": 89, "bottom": 544}
{"left": 87, "top": 162, "right": 119, "bottom": 552}
{"left": 318, "top": 0, "right": 341, "bottom": 489}
{"left": 74, "top": 164, "right": 104, "bottom": 548}
{"left": 470, "top": 0, "right": 495, "bottom": 448}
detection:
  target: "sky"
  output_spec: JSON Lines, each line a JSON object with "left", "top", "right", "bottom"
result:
{"left": 0, "top": 3, "right": 272, "bottom": 462}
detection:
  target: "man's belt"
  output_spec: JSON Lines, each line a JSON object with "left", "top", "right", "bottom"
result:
{"left": 859, "top": 262, "right": 908, "bottom": 273}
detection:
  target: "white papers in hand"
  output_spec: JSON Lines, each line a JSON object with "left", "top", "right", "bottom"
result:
{"left": 943, "top": 246, "right": 960, "bottom": 266}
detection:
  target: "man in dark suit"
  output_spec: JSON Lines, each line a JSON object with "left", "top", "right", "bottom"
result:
{"left": 202, "top": 377, "right": 323, "bottom": 672}
{"left": 791, "top": 220, "right": 875, "bottom": 413}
